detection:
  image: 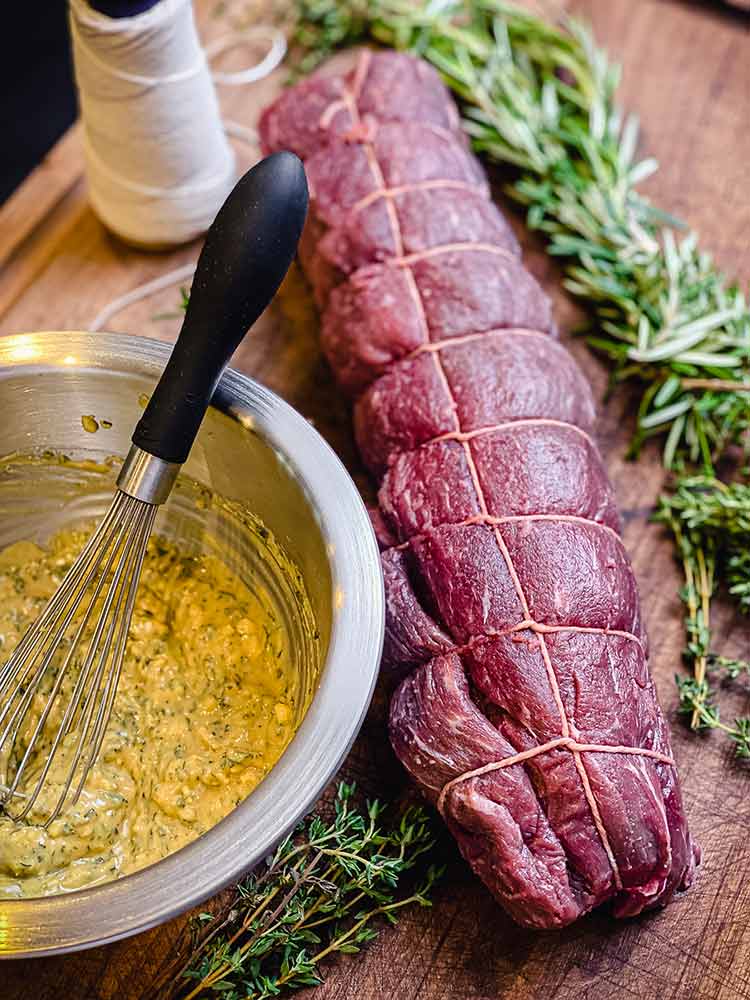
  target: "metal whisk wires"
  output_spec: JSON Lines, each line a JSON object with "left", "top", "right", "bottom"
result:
{"left": 0, "top": 152, "right": 308, "bottom": 829}
{"left": 0, "top": 492, "right": 156, "bottom": 826}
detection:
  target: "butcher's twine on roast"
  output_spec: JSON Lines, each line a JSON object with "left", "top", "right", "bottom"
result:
{"left": 260, "top": 49, "right": 699, "bottom": 929}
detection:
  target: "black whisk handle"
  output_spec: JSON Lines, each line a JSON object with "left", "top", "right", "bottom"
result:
{"left": 132, "top": 152, "right": 308, "bottom": 465}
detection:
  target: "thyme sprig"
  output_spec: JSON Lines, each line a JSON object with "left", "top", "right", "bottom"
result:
{"left": 657, "top": 478, "right": 750, "bottom": 756}
{"left": 147, "top": 783, "right": 443, "bottom": 1000}
{"left": 292, "top": 0, "right": 750, "bottom": 753}
{"left": 293, "top": 0, "right": 750, "bottom": 471}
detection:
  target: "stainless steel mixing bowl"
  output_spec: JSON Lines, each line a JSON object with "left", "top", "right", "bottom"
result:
{"left": 0, "top": 331, "right": 384, "bottom": 958}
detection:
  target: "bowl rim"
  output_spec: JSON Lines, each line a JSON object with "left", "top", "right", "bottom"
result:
{"left": 0, "top": 331, "right": 385, "bottom": 959}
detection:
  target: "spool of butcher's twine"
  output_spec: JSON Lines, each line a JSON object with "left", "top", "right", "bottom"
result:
{"left": 69, "top": 0, "right": 252, "bottom": 248}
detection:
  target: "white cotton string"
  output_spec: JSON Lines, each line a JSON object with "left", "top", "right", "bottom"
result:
{"left": 89, "top": 262, "right": 197, "bottom": 332}
{"left": 69, "top": 0, "right": 285, "bottom": 249}
{"left": 222, "top": 121, "right": 260, "bottom": 145}
{"left": 69, "top": 0, "right": 235, "bottom": 247}
{"left": 72, "top": 1, "right": 287, "bottom": 327}
{"left": 85, "top": 116, "right": 266, "bottom": 330}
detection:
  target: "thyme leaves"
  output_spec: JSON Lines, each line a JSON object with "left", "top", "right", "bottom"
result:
{"left": 147, "top": 783, "right": 442, "bottom": 999}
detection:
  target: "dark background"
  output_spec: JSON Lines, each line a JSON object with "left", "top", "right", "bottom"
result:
{"left": 0, "top": 2, "right": 76, "bottom": 203}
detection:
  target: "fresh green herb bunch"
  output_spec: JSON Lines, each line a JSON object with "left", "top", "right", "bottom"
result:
{"left": 293, "top": 0, "right": 750, "bottom": 754}
{"left": 148, "top": 783, "right": 442, "bottom": 1000}
{"left": 657, "top": 477, "right": 750, "bottom": 755}
{"left": 294, "top": 0, "right": 750, "bottom": 472}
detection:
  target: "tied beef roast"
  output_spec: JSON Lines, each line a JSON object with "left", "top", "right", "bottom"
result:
{"left": 260, "top": 50, "right": 698, "bottom": 929}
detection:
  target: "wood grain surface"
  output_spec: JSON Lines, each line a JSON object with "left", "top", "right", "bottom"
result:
{"left": 2, "top": 1, "right": 750, "bottom": 997}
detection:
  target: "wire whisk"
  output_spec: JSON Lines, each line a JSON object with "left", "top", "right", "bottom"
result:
{"left": 0, "top": 153, "right": 308, "bottom": 827}
{"left": 0, "top": 494, "right": 156, "bottom": 824}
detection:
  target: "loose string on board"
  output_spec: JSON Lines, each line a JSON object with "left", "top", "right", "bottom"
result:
{"left": 70, "top": 0, "right": 286, "bottom": 329}
{"left": 204, "top": 26, "right": 287, "bottom": 85}
{"left": 89, "top": 262, "right": 197, "bottom": 333}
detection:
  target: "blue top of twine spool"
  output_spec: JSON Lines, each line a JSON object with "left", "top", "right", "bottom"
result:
{"left": 88, "top": 0, "right": 161, "bottom": 16}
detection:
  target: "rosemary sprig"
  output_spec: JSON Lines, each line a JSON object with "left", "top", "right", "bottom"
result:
{"left": 292, "top": 0, "right": 750, "bottom": 753}
{"left": 293, "top": 0, "right": 750, "bottom": 472}
{"left": 147, "top": 783, "right": 443, "bottom": 1000}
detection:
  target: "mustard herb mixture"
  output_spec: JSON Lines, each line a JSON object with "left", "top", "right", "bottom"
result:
{"left": 0, "top": 530, "right": 299, "bottom": 898}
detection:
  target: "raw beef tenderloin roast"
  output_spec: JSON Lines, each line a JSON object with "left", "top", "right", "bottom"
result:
{"left": 261, "top": 49, "right": 698, "bottom": 929}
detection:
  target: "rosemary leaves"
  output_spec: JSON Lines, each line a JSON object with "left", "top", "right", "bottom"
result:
{"left": 293, "top": 0, "right": 750, "bottom": 755}
{"left": 293, "top": 0, "right": 750, "bottom": 472}
{"left": 147, "top": 783, "right": 442, "bottom": 1000}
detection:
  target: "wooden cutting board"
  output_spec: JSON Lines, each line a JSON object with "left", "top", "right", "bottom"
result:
{"left": 2, "top": 1, "right": 750, "bottom": 997}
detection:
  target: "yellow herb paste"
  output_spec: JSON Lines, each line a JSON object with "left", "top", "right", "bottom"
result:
{"left": 0, "top": 529, "right": 299, "bottom": 898}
